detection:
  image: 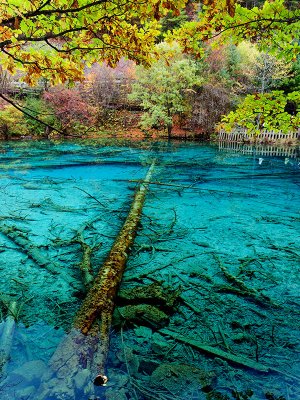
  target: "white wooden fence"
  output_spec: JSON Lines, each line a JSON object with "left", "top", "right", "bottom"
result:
{"left": 218, "top": 129, "right": 300, "bottom": 143}
{"left": 219, "top": 141, "right": 300, "bottom": 159}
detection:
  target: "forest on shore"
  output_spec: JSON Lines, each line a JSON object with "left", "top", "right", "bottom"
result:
{"left": 0, "top": 0, "right": 299, "bottom": 140}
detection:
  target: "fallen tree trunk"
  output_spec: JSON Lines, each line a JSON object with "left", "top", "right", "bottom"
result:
{"left": 0, "top": 301, "right": 17, "bottom": 377}
{"left": 160, "top": 328, "right": 269, "bottom": 372}
{"left": 0, "top": 224, "right": 58, "bottom": 274}
{"left": 160, "top": 329, "right": 300, "bottom": 382}
{"left": 35, "top": 162, "right": 155, "bottom": 399}
{"left": 74, "top": 233, "right": 102, "bottom": 289}
{"left": 74, "top": 161, "right": 155, "bottom": 384}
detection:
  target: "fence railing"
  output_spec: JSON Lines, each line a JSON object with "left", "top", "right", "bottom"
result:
{"left": 218, "top": 129, "right": 300, "bottom": 143}
{"left": 6, "top": 87, "right": 43, "bottom": 97}
{"left": 219, "top": 141, "right": 300, "bottom": 160}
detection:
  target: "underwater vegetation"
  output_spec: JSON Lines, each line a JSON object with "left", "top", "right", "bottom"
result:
{"left": 0, "top": 140, "right": 299, "bottom": 400}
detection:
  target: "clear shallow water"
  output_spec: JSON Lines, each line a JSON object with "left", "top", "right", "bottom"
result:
{"left": 0, "top": 140, "right": 299, "bottom": 400}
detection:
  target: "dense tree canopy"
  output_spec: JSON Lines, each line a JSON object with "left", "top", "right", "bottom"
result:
{"left": 219, "top": 90, "right": 300, "bottom": 133}
{"left": 1, "top": 0, "right": 299, "bottom": 85}
{"left": 0, "top": 0, "right": 299, "bottom": 137}
{"left": 0, "top": 0, "right": 186, "bottom": 84}
{"left": 171, "top": 1, "right": 300, "bottom": 60}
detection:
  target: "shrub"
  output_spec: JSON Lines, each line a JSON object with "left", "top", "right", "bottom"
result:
{"left": 0, "top": 105, "right": 29, "bottom": 138}
{"left": 43, "top": 87, "right": 98, "bottom": 132}
{"left": 218, "top": 91, "right": 300, "bottom": 133}
{"left": 23, "top": 97, "right": 60, "bottom": 136}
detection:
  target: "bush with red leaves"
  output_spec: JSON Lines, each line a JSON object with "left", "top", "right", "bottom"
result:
{"left": 43, "top": 87, "right": 98, "bottom": 131}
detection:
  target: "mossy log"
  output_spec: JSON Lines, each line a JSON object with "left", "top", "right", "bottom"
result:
{"left": 74, "top": 233, "right": 101, "bottom": 289}
{"left": 0, "top": 224, "right": 58, "bottom": 274}
{"left": 113, "top": 304, "right": 169, "bottom": 328}
{"left": 74, "top": 161, "right": 155, "bottom": 384}
{"left": 36, "top": 162, "right": 155, "bottom": 398}
{"left": 79, "top": 240, "right": 94, "bottom": 288}
{"left": 117, "top": 282, "right": 180, "bottom": 310}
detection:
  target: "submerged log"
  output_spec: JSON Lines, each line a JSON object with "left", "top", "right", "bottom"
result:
{"left": 74, "top": 161, "right": 155, "bottom": 384}
{"left": 215, "top": 255, "right": 279, "bottom": 308}
{"left": 0, "top": 301, "right": 17, "bottom": 377}
{"left": 160, "top": 329, "right": 300, "bottom": 382}
{"left": 35, "top": 329, "right": 99, "bottom": 400}
{"left": 0, "top": 224, "right": 58, "bottom": 274}
{"left": 74, "top": 233, "right": 102, "bottom": 289}
{"left": 36, "top": 162, "right": 155, "bottom": 399}
{"left": 160, "top": 328, "right": 270, "bottom": 372}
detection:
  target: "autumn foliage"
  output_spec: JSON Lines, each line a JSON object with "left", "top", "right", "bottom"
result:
{"left": 43, "top": 87, "right": 98, "bottom": 131}
{"left": 0, "top": 1, "right": 299, "bottom": 138}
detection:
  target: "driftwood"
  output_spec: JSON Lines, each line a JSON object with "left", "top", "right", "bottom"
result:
{"left": 35, "top": 162, "right": 155, "bottom": 399}
{"left": 29, "top": 198, "right": 86, "bottom": 213}
{"left": 115, "top": 178, "right": 258, "bottom": 197}
{"left": 215, "top": 255, "right": 279, "bottom": 308}
{"left": 0, "top": 224, "right": 58, "bottom": 274}
{"left": 160, "top": 328, "right": 269, "bottom": 372}
{"left": 74, "top": 233, "right": 102, "bottom": 289}
{"left": 160, "top": 329, "right": 300, "bottom": 382}
{"left": 0, "top": 301, "right": 17, "bottom": 377}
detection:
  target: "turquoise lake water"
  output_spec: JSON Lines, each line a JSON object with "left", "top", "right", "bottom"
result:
{"left": 0, "top": 140, "right": 299, "bottom": 400}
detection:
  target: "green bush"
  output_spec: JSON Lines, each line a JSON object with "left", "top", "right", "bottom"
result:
{"left": 0, "top": 105, "right": 29, "bottom": 138}
{"left": 218, "top": 91, "right": 300, "bottom": 134}
{"left": 23, "top": 97, "right": 60, "bottom": 136}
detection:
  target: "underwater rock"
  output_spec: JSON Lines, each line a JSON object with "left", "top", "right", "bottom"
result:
{"left": 134, "top": 326, "right": 152, "bottom": 342}
{"left": 11, "top": 360, "right": 47, "bottom": 383}
{"left": 139, "top": 358, "right": 161, "bottom": 375}
{"left": 172, "top": 315, "right": 186, "bottom": 326}
{"left": 214, "top": 358, "right": 228, "bottom": 368}
{"left": 105, "top": 370, "right": 129, "bottom": 388}
{"left": 149, "top": 363, "right": 215, "bottom": 394}
{"left": 113, "top": 304, "right": 169, "bottom": 328}
{"left": 36, "top": 377, "right": 75, "bottom": 400}
{"left": 22, "top": 182, "right": 41, "bottom": 190}
{"left": 116, "top": 347, "right": 139, "bottom": 375}
{"left": 105, "top": 387, "right": 128, "bottom": 400}
{"left": 73, "top": 368, "right": 90, "bottom": 390}
{"left": 265, "top": 391, "right": 286, "bottom": 400}
{"left": 233, "top": 333, "right": 255, "bottom": 343}
{"left": 206, "top": 390, "right": 230, "bottom": 400}
{"left": 117, "top": 282, "right": 180, "bottom": 310}
{"left": 15, "top": 385, "right": 36, "bottom": 399}
{"left": 151, "top": 332, "right": 171, "bottom": 354}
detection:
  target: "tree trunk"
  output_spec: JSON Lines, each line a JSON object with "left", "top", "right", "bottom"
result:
{"left": 167, "top": 107, "right": 172, "bottom": 140}
{"left": 74, "top": 161, "right": 155, "bottom": 383}
{"left": 35, "top": 161, "right": 155, "bottom": 399}
{"left": 167, "top": 123, "right": 172, "bottom": 140}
